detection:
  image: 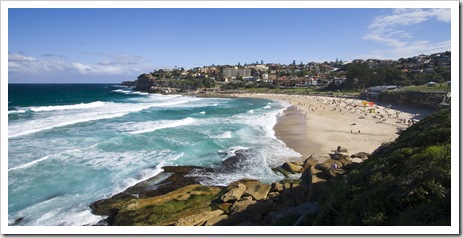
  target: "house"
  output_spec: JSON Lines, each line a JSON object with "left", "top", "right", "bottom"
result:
{"left": 426, "top": 81, "right": 438, "bottom": 87}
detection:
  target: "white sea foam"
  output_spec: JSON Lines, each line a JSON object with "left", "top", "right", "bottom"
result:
{"left": 8, "top": 155, "right": 51, "bottom": 172}
{"left": 199, "top": 111, "right": 206, "bottom": 114}
{"left": 210, "top": 131, "right": 232, "bottom": 139}
{"left": 112, "top": 89, "right": 133, "bottom": 94}
{"left": 263, "top": 105, "right": 271, "bottom": 109}
{"left": 8, "top": 109, "right": 30, "bottom": 114}
{"left": 29, "top": 101, "right": 107, "bottom": 112}
{"left": 191, "top": 146, "right": 288, "bottom": 186}
{"left": 8, "top": 143, "right": 100, "bottom": 172}
{"left": 217, "top": 146, "right": 249, "bottom": 159}
{"left": 8, "top": 111, "right": 128, "bottom": 138}
{"left": 114, "top": 152, "right": 183, "bottom": 194}
{"left": 8, "top": 97, "right": 200, "bottom": 138}
{"left": 125, "top": 117, "right": 195, "bottom": 135}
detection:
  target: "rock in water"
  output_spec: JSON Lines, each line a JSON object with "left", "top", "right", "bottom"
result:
{"left": 220, "top": 151, "right": 248, "bottom": 170}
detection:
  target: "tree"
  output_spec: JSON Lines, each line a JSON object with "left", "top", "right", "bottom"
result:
{"left": 345, "top": 62, "right": 372, "bottom": 89}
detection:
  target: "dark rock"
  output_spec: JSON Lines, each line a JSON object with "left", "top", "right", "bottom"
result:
{"left": 267, "top": 192, "right": 280, "bottom": 201}
{"left": 300, "top": 167, "right": 312, "bottom": 188}
{"left": 220, "top": 150, "right": 249, "bottom": 171}
{"left": 229, "top": 199, "right": 257, "bottom": 215}
{"left": 336, "top": 146, "right": 348, "bottom": 153}
{"left": 10, "top": 217, "right": 24, "bottom": 226}
{"left": 329, "top": 152, "right": 350, "bottom": 161}
{"left": 271, "top": 182, "right": 284, "bottom": 192}
{"left": 338, "top": 155, "right": 352, "bottom": 167}
{"left": 224, "top": 200, "right": 276, "bottom": 225}
{"left": 301, "top": 155, "right": 318, "bottom": 172}
{"left": 273, "top": 166, "right": 291, "bottom": 177}
{"left": 316, "top": 159, "right": 344, "bottom": 178}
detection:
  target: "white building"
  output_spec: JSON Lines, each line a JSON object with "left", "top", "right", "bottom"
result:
{"left": 223, "top": 68, "right": 251, "bottom": 78}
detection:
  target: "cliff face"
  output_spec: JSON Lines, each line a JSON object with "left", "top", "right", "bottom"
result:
{"left": 133, "top": 74, "right": 157, "bottom": 92}
{"left": 378, "top": 91, "right": 447, "bottom": 109}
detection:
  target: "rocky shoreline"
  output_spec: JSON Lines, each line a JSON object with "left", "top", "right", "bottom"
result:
{"left": 89, "top": 147, "right": 369, "bottom": 226}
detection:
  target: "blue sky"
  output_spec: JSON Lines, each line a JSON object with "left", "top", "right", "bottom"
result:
{"left": 6, "top": 5, "right": 452, "bottom": 83}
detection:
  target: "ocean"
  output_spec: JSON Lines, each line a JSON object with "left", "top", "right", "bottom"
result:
{"left": 7, "top": 84, "right": 300, "bottom": 226}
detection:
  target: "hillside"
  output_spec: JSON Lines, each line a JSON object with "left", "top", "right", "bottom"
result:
{"left": 313, "top": 108, "right": 451, "bottom": 225}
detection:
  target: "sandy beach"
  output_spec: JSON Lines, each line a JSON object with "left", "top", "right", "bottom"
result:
{"left": 234, "top": 93, "right": 435, "bottom": 163}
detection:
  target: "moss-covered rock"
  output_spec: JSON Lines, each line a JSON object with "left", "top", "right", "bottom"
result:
{"left": 114, "top": 184, "right": 222, "bottom": 225}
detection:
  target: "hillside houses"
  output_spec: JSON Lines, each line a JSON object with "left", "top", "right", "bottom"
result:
{"left": 127, "top": 51, "right": 450, "bottom": 92}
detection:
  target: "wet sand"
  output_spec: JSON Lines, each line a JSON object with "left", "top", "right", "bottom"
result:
{"left": 273, "top": 106, "right": 322, "bottom": 160}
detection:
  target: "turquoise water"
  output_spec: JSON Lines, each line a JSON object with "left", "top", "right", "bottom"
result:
{"left": 7, "top": 84, "right": 299, "bottom": 226}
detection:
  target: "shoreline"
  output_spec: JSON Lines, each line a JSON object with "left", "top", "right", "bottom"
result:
{"left": 233, "top": 93, "right": 435, "bottom": 162}
{"left": 273, "top": 105, "right": 322, "bottom": 160}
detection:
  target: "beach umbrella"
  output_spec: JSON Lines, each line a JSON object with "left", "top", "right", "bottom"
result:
{"left": 368, "top": 101, "right": 375, "bottom": 107}
{"left": 362, "top": 101, "right": 367, "bottom": 106}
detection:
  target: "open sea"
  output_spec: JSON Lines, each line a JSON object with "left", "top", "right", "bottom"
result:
{"left": 7, "top": 84, "right": 300, "bottom": 226}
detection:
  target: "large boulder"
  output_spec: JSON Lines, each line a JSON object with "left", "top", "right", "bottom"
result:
{"left": 301, "top": 155, "right": 318, "bottom": 172}
{"left": 329, "top": 152, "right": 350, "bottom": 161}
{"left": 351, "top": 152, "right": 370, "bottom": 161}
{"left": 204, "top": 214, "right": 229, "bottom": 226}
{"left": 229, "top": 199, "right": 257, "bottom": 214}
{"left": 112, "top": 184, "right": 222, "bottom": 226}
{"left": 272, "top": 166, "right": 291, "bottom": 177}
{"left": 271, "top": 182, "right": 284, "bottom": 192}
{"left": 226, "top": 200, "right": 276, "bottom": 225}
{"left": 220, "top": 153, "right": 248, "bottom": 170}
{"left": 317, "top": 159, "right": 344, "bottom": 179}
{"left": 338, "top": 155, "right": 352, "bottom": 167}
{"left": 336, "top": 146, "right": 348, "bottom": 153}
{"left": 174, "top": 209, "right": 224, "bottom": 226}
{"left": 244, "top": 182, "right": 271, "bottom": 201}
{"left": 220, "top": 183, "right": 246, "bottom": 202}
{"left": 300, "top": 168, "right": 312, "bottom": 188}
{"left": 282, "top": 162, "right": 302, "bottom": 174}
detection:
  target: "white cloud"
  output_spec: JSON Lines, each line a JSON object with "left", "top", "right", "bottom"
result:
{"left": 363, "top": 8, "right": 451, "bottom": 59}
{"left": 358, "top": 40, "right": 451, "bottom": 60}
{"left": 9, "top": 52, "right": 151, "bottom": 77}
